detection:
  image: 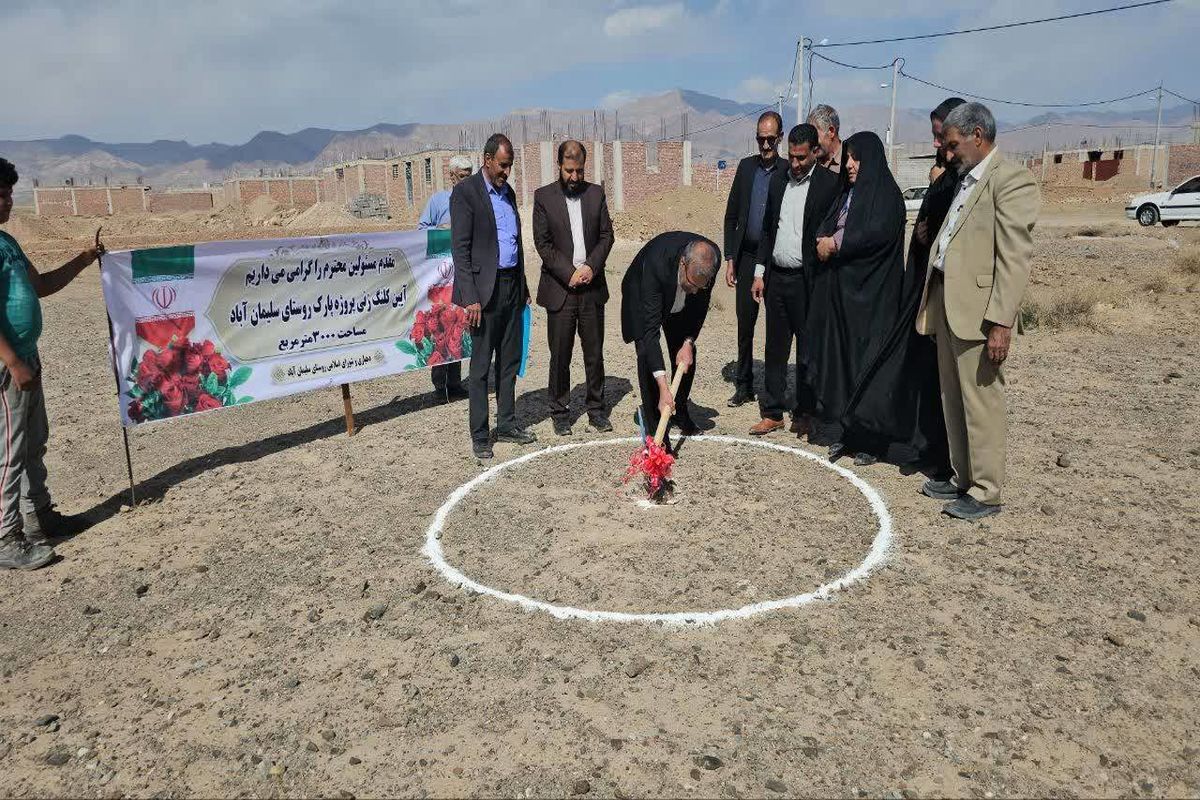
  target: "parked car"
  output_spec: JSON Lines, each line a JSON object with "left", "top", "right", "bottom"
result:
{"left": 902, "top": 185, "right": 928, "bottom": 215}
{"left": 1127, "top": 175, "right": 1200, "bottom": 227}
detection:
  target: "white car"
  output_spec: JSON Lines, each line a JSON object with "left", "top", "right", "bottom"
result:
{"left": 902, "top": 185, "right": 928, "bottom": 215}
{"left": 1127, "top": 175, "right": 1200, "bottom": 227}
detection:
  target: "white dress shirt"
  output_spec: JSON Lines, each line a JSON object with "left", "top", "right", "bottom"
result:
{"left": 755, "top": 168, "right": 813, "bottom": 277}
{"left": 653, "top": 282, "right": 689, "bottom": 378}
{"left": 565, "top": 195, "right": 586, "bottom": 266}
{"left": 934, "top": 149, "right": 995, "bottom": 272}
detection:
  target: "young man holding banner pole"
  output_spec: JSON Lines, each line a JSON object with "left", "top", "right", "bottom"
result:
{"left": 0, "top": 158, "right": 103, "bottom": 570}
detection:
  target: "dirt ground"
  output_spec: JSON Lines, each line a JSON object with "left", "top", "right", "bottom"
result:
{"left": 0, "top": 182, "right": 1198, "bottom": 799}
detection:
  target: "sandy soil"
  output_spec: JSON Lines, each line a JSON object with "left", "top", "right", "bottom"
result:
{"left": 0, "top": 184, "right": 1198, "bottom": 798}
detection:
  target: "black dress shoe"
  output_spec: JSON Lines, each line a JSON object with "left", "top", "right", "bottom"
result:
{"left": 552, "top": 418, "right": 573, "bottom": 436}
{"left": 727, "top": 389, "right": 755, "bottom": 407}
{"left": 921, "top": 478, "right": 963, "bottom": 501}
{"left": 827, "top": 442, "right": 847, "bottom": 462}
{"left": 853, "top": 453, "right": 878, "bottom": 466}
{"left": 495, "top": 426, "right": 537, "bottom": 445}
{"left": 942, "top": 495, "right": 1002, "bottom": 521}
{"left": 672, "top": 413, "right": 700, "bottom": 436}
{"left": 472, "top": 442, "right": 494, "bottom": 460}
{"left": 588, "top": 414, "right": 613, "bottom": 433}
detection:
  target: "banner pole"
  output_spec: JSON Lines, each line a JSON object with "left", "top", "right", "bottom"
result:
{"left": 341, "top": 383, "right": 357, "bottom": 436}
{"left": 97, "top": 233, "right": 137, "bottom": 506}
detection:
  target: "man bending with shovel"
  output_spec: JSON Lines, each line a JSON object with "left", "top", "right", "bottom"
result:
{"left": 620, "top": 232, "right": 720, "bottom": 449}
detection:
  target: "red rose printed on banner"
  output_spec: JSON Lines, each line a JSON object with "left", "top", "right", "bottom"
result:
{"left": 125, "top": 333, "right": 253, "bottom": 423}
{"left": 135, "top": 313, "right": 195, "bottom": 350}
{"left": 396, "top": 265, "right": 472, "bottom": 368}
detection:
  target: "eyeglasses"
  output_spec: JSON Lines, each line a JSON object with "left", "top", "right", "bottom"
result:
{"left": 756, "top": 135, "right": 780, "bottom": 145}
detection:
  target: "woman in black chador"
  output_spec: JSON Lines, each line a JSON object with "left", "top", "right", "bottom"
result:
{"left": 805, "top": 131, "right": 906, "bottom": 465}
{"left": 837, "top": 100, "right": 966, "bottom": 474}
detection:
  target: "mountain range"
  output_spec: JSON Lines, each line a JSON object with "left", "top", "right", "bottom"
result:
{"left": 2, "top": 89, "right": 1195, "bottom": 202}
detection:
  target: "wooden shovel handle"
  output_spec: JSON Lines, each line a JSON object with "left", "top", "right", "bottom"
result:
{"left": 652, "top": 366, "right": 688, "bottom": 446}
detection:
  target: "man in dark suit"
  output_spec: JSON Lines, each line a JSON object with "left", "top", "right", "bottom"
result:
{"left": 747, "top": 123, "right": 841, "bottom": 437}
{"left": 620, "top": 232, "right": 720, "bottom": 446}
{"left": 450, "top": 133, "right": 535, "bottom": 461}
{"left": 722, "top": 110, "right": 784, "bottom": 408}
{"left": 533, "top": 140, "right": 615, "bottom": 436}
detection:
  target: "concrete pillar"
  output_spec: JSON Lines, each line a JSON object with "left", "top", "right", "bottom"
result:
{"left": 32, "top": 189, "right": 40, "bottom": 217}
{"left": 682, "top": 141, "right": 693, "bottom": 187}
{"left": 435, "top": 156, "right": 445, "bottom": 192}
{"left": 592, "top": 140, "right": 603, "bottom": 187}
{"left": 540, "top": 142, "right": 554, "bottom": 191}
{"left": 612, "top": 140, "right": 625, "bottom": 213}
{"left": 520, "top": 145, "right": 530, "bottom": 208}
{"left": 70, "top": 188, "right": 78, "bottom": 216}
{"left": 358, "top": 164, "right": 366, "bottom": 194}
{"left": 105, "top": 188, "right": 114, "bottom": 215}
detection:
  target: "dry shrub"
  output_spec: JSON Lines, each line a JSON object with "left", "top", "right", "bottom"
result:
{"left": 1021, "top": 284, "right": 1123, "bottom": 331}
{"left": 1069, "top": 225, "right": 1127, "bottom": 239}
{"left": 1142, "top": 273, "right": 1171, "bottom": 294}
{"left": 1176, "top": 248, "right": 1200, "bottom": 276}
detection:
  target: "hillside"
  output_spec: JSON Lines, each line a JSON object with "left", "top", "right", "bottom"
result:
{"left": 2, "top": 89, "right": 1194, "bottom": 202}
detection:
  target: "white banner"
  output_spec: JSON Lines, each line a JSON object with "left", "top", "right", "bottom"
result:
{"left": 101, "top": 229, "right": 469, "bottom": 426}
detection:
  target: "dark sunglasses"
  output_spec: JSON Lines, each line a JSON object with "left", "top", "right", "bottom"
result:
{"left": 756, "top": 135, "right": 780, "bottom": 145}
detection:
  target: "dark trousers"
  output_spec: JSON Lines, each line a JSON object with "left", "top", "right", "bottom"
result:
{"left": 760, "top": 267, "right": 813, "bottom": 421}
{"left": 635, "top": 318, "right": 696, "bottom": 443}
{"left": 430, "top": 362, "right": 462, "bottom": 393}
{"left": 546, "top": 292, "right": 606, "bottom": 421}
{"left": 468, "top": 272, "right": 523, "bottom": 444}
{"left": 733, "top": 248, "right": 761, "bottom": 392}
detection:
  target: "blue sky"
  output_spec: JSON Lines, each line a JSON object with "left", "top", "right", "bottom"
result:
{"left": 2, "top": 0, "right": 1197, "bottom": 143}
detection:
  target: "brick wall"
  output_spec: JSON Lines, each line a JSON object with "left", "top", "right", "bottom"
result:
{"left": 617, "top": 141, "right": 685, "bottom": 208}
{"left": 291, "top": 179, "right": 318, "bottom": 208}
{"left": 1168, "top": 144, "right": 1200, "bottom": 186}
{"left": 691, "top": 162, "right": 735, "bottom": 199}
{"left": 266, "top": 180, "right": 291, "bottom": 205}
{"left": 74, "top": 188, "right": 111, "bottom": 216}
{"left": 150, "top": 191, "right": 214, "bottom": 213}
{"left": 110, "top": 187, "right": 148, "bottom": 213}
{"left": 236, "top": 180, "right": 269, "bottom": 205}
{"left": 34, "top": 188, "right": 75, "bottom": 217}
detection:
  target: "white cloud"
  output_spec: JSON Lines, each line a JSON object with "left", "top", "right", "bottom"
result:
{"left": 603, "top": 3, "right": 685, "bottom": 37}
{"left": 600, "top": 90, "right": 641, "bottom": 109}
{"left": 734, "top": 76, "right": 780, "bottom": 102}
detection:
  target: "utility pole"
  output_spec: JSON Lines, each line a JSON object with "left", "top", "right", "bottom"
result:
{"left": 796, "top": 36, "right": 806, "bottom": 126}
{"left": 887, "top": 58, "right": 899, "bottom": 171}
{"left": 1041, "top": 122, "right": 1050, "bottom": 183}
{"left": 777, "top": 93, "right": 783, "bottom": 120}
{"left": 1149, "top": 82, "right": 1163, "bottom": 190}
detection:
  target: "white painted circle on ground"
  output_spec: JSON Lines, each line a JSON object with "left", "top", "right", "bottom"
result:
{"left": 423, "top": 435, "right": 895, "bottom": 626}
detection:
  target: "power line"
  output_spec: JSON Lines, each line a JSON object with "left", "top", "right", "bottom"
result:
{"left": 662, "top": 102, "right": 775, "bottom": 141}
{"left": 811, "top": 50, "right": 1164, "bottom": 109}
{"left": 810, "top": 51, "right": 894, "bottom": 71}
{"left": 898, "top": 68, "right": 1159, "bottom": 108}
{"left": 1000, "top": 121, "right": 1193, "bottom": 134}
{"left": 810, "top": 0, "right": 1173, "bottom": 48}
{"left": 1164, "top": 87, "right": 1200, "bottom": 105}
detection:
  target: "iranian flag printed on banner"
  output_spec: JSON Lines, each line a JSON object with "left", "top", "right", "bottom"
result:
{"left": 132, "top": 245, "right": 196, "bottom": 347}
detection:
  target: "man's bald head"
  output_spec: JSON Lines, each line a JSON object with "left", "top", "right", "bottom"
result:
{"left": 679, "top": 239, "right": 719, "bottom": 294}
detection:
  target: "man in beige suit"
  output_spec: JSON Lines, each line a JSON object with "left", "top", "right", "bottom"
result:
{"left": 914, "top": 102, "right": 1039, "bottom": 521}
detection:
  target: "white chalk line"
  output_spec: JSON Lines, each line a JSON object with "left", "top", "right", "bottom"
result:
{"left": 422, "top": 435, "right": 895, "bottom": 627}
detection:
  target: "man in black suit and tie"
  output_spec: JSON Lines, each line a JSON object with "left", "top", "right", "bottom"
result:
{"left": 722, "top": 110, "right": 785, "bottom": 408}
{"left": 451, "top": 133, "right": 536, "bottom": 460}
{"left": 533, "top": 140, "right": 615, "bottom": 436}
{"left": 620, "top": 232, "right": 721, "bottom": 446}
{"left": 747, "top": 123, "right": 841, "bottom": 437}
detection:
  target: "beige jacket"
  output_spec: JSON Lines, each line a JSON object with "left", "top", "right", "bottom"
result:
{"left": 915, "top": 151, "right": 1040, "bottom": 341}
